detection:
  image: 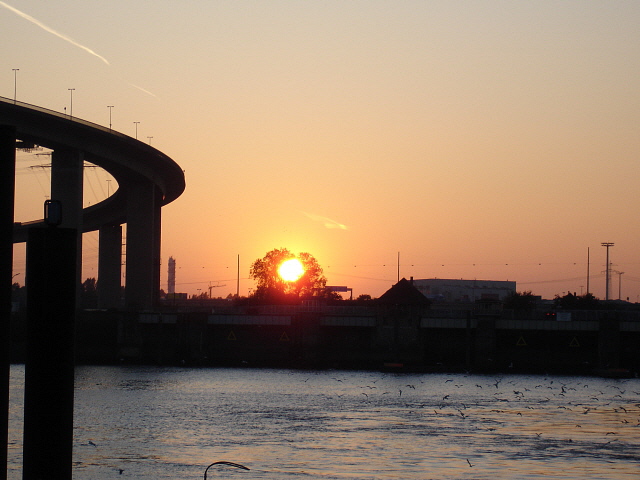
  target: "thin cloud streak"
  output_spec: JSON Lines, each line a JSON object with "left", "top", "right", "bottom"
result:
{"left": 303, "top": 212, "right": 348, "bottom": 230}
{"left": 0, "top": 1, "right": 110, "bottom": 65}
{"left": 128, "top": 83, "right": 158, "bottom": 98}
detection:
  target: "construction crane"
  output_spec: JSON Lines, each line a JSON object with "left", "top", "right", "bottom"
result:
{"left": 208, "top": 282, "right": 226, "bottom": 298}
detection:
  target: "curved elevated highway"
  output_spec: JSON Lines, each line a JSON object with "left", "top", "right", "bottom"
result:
{"left": 0, "top": 95, "right": 185, "bottom": 310}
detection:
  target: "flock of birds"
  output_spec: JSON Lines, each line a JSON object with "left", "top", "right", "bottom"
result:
{"left": 319, "top": 372, "right": 640, "bottom": 470}
{"left": 78, "top": 370, "right": 640, "bottom": 477}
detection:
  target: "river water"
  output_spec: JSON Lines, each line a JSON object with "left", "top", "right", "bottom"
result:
{"left": 7, "top": 365, "right": 640, "bottom": 479}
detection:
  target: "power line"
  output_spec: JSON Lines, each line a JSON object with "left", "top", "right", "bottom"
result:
{"left": 519, "top": 274, "right": 605, "bottom": 285}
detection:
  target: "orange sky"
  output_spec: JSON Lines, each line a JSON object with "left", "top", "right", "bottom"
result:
{"left": 5, "top": 1, "right": 640, "bottom": 300}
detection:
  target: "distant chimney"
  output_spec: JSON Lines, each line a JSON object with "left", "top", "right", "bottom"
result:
{"left": 168, "top": 257, "right": 176, "bottom": 294}
{"left": 410, "top": 276, "right": 413, "bottom": 284}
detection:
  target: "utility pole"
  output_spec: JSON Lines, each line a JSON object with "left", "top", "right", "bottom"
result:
{"left": 601, "top": 242, "right": 614, "bottom": 300}
{"left": 611, "top": 270, "right": 625, "bottom": 300}
{"left": 586, "top": 247, "right": 590, "bottom": 295}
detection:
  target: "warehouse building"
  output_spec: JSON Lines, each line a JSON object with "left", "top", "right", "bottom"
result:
{"left": 411, "top": 278, "right": 516, "bottom": 303}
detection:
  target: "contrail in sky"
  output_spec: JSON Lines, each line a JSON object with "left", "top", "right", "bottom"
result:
{"left": 0, "top": 1, "right": 110, "bottom": 65}
{"left": 303, "top": 212, "right": 348, "bottom": 230}
{"left": 128, "top": 83, "right": 157, "bottom": 98}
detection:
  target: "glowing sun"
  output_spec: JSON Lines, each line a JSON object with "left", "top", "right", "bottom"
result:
{"left": 278, "top": 258, "right": 304, "bottom": 282}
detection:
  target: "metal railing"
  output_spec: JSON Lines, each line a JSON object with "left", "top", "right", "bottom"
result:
{"left": 0, "top": 95, "right": 133, "bottom": 140}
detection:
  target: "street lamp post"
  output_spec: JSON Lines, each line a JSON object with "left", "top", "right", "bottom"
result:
{"left": 147, "top": 136, "right": 153, "bottom": 145}
{"left": 601, "top": 242, "right": 614, "bottom": 301}
{"left": 133, "top": 121, "right": 140, "bottom": 139}
{"left": 107, "top": 105, "right": 114, "bottom": 129}
{"left": 12, "top": 68, "right": 19, "bottom": 104}
{"left": 68, "top": 88, "right": 75, "bottom": 117}
{"left": 618, "top": 271, "right": 624, "bottom": 300}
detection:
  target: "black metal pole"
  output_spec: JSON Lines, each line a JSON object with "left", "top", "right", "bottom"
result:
{"left": 23, "top": 226, "right": 77, "bottom": 480}
{"left": 0, "top": 125, "right": 16, "bottom": 480}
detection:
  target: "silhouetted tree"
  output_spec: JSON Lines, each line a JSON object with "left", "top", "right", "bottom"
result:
{"left": 554, "top": 292, "right": 600, "bottom": 309}
{"left": 80, "top": 277, "right": 98, "bottom": 308}
{"left": 320, "top": 287, "right": 343, "bottom": 300}
{"left": 356, "top": 294, "right": 372, "bottom": 301}
{"left": 11, "top": 282, "right": 24, "bottom": 298}
{"left": 249, "top": 248, "right": 328, "bottom": 302}
{"left": 503, "top": 291, "right": 538, "bottom": 311}
{"left": 11, "top": 282, "right": 26, "bottom": 309}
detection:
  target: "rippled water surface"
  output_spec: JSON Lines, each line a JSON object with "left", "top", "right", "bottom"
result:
{"left": 8, "top": 365, "right": 640, "bottom": 479}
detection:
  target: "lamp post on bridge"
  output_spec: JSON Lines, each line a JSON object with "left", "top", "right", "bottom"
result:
{"left": 12, "top": 68, "right": 19, "bottom": 104}
{"left": 68, "top": 89, "right": 75, "bottom": 118}
{"left": 107, "top": 105, "right": 114, "bottom": 130}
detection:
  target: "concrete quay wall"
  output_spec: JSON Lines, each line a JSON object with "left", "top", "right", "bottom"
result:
{"left": 51, "top": 307, "right": 640, "bottom": 374}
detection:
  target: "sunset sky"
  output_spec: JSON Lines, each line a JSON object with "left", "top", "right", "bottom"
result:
{"left": 4, "top": 1, "right": 640, "bottom": 300}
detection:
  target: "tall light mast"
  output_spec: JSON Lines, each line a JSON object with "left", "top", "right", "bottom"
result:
{"left": 601, "top": 242, "right": 614, "bottom": 300}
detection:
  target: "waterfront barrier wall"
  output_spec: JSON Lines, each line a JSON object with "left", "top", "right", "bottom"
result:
{"left": 9, "top": 306, "right": 640, "bottom": 374}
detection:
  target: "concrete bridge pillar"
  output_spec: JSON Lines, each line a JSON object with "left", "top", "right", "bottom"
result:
{"left": 125, "top": 180, "right": 162, "bottom": 311}
{"left": 98, "top": 223, "right": 122, "bottom": 309}
{"left": 51, "top": 147, "right": 84, "bottom": 230}
{"left": 51, "top": 147, "right": 84, "bottom": 298}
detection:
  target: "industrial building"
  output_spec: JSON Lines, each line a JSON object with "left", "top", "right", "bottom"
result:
{"left": 412, "top": 278, "right": 516, "bottom": 302}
